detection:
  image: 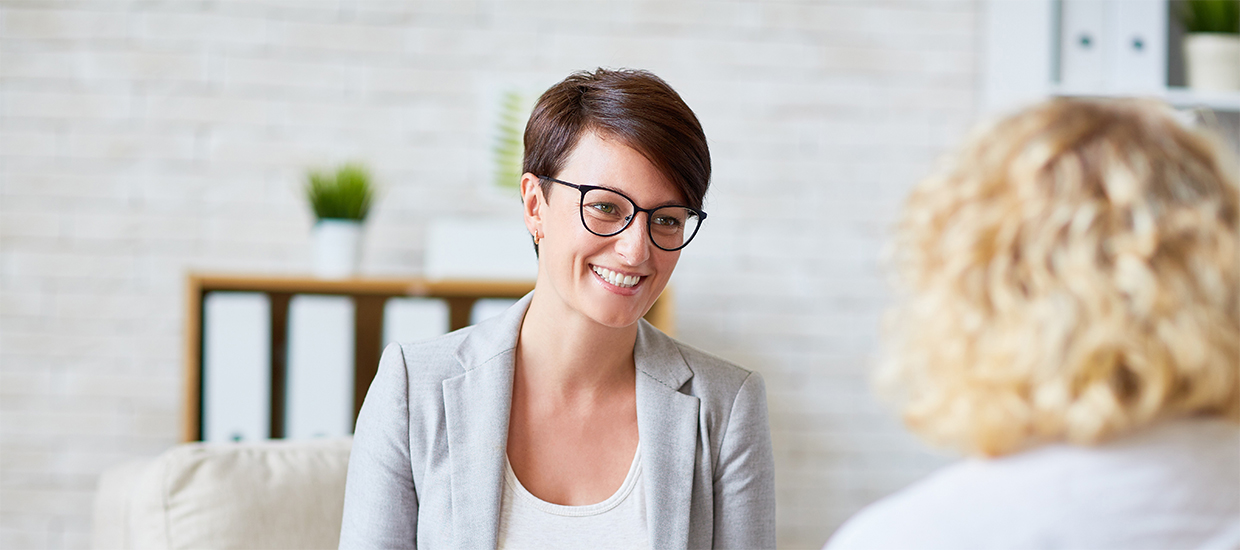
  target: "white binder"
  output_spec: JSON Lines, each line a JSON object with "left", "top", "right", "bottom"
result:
{"left": 1059, "top": 0, "right": 1168, "bottom": 93}
{"left": 383, "top": 297, "right": 450, "bottom": 345}
{"left": 381, "top": 297, "right": 519, "bottom": 347}
{"left": 1109, "top": 0, "right": 1167, "bottom": 91}
{"left": 471, "top": 299, "right": 519, "bottom": 324}
{"left": 1060, "top": 0, "right": 1109, "bottom": 92}
{"left": 285, "top": 295, "right": 355, "bottom": 439}
{"left": 202, "top": 292, "right": 271, "bottom": 443}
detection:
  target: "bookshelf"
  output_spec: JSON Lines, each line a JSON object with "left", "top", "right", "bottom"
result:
{"left": 182, "top": 273, "right": 676, "bottom": 442}
{"left": 983, "top": 0, "right": 1240, "bottom": 114}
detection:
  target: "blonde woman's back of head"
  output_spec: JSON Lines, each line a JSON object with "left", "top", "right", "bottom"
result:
{"left": 882, "top": 98, "right": 1240, "bottom": 457}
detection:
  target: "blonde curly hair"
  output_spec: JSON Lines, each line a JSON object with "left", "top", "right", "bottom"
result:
{"left": 881, "top": 98, "right": 1240, "bottom": 457}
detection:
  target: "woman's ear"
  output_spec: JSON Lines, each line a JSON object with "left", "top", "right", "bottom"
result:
{"left": 520, "top": 173, "right": 544, "bottom": 239}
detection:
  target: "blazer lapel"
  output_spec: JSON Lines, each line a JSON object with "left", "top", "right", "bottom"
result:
{"left": 441, "top": 293, "right": 530, "bottom": 549}
{"left": 634, "top": 320, "right": 699, "bottom": 550}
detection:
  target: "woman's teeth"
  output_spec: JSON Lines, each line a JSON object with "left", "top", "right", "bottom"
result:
{"left": 593, "top": 266, "right": 642, "bottom": 288}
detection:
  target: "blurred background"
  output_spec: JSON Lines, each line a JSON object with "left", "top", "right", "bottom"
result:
{"left": 2, "top": 0, "right": 1237, "bottom": 548}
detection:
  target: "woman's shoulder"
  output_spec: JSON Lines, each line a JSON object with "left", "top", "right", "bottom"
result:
{"left": 825, "top": 420, "right": 1240, "bottom": 549}
{"left": 640, "top": 322, "right": 753, "bottom": 378}
{"left": 822, "top": 459, "right": 1017, "bottom": 549}
{"left": 672, "top": 338, "right": 755, "bottom": 385}
{"left": 638, "top": 322, "right": 763, "bottom": 404}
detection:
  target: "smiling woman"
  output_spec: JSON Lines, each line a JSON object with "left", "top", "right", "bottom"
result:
{"left": 339, "top": 68, "right": 776, "bottom": 550}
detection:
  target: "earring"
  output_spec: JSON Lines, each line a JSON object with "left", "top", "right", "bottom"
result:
{"left": 533, "top": 231, "right": 542, "bottom": 245}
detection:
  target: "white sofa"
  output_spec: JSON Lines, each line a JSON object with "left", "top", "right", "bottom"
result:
{"left": 92, "top": 438, "right": 352, "bottom": 550}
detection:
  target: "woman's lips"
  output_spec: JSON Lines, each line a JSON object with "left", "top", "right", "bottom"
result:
{"left": 592, "top": 265, "right": 644, "bottom": 288}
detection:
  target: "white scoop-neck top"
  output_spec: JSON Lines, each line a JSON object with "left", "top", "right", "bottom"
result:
{"left": 497, "top": 442, "right": 648, "bottom": 549}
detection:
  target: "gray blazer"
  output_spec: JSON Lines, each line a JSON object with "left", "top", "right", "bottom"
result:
{"left": 339, "top": 293, "right": 775, "bottom": 549}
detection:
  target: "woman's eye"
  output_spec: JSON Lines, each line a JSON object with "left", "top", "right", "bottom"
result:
{"left": 590, "top": 203, "right": 618, "bottom": 214}
{"left": 654, "top": 215, "right": 682, "bottom": 228}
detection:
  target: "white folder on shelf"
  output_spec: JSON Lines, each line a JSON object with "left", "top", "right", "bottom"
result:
{"left": 383, "top": 298, "right": 450, "bottom": 345}
{"left": 1059, "top": 0, "right": 1109, "bottom": 92}
{"left": 202, "top": 292, "right": 270, "bottom": 443}
{"left": 1108, "top": 0, "right": 1166, "bottom": 91}
{"left": 471, "top": 299, "right": 519, "bottom": 324}
{"left": 382, "top": 296, "right": 519, "bottom": 347}
{"left": 285, "top": 295, "right": 355, "bottom": 440}
{"left": 1059, "top": 0, "right": 1168, "bottom": 93}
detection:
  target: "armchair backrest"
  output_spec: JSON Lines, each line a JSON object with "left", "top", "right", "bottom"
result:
{"left": 93, "top": 438, "right": 352, "bottom": 550}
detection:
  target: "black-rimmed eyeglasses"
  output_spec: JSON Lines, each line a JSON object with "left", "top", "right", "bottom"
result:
{"left": 537, "top": 176, "right": 707, "bottom": 252}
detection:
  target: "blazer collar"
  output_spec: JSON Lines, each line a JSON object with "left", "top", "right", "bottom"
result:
{"left": 451, "top": 291, "right": 531, "bottom": 373}
{"left": 442, "top": 292, "right": 530, "bottom": 549}
{"left": 633, "top": 319, "right": 693, "bottom": 389}
{"left": 443, "top": 294, "right": 700, "bottom": 550}
{"left": 634, "top": 319, "right": 700, "bottom": 549}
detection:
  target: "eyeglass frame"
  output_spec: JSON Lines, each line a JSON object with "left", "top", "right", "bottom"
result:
{"left": 536, "top": 175, "right": 708, "bottom": 252}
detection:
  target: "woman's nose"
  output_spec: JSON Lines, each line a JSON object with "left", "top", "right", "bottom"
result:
{"left": 615, "top": 214, "right": 651, "bottom": 265}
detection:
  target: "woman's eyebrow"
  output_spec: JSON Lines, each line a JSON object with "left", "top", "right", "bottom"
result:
{"left": 597, "top": 184, "right": 689, "bottom": 209}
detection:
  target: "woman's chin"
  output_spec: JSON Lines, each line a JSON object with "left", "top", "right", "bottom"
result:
{"left": 581, "top": 301, "right": 648, "bottom": 329}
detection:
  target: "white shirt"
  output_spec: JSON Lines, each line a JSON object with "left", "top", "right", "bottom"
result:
{"left": 825, "top": 418, "right": 1240, "bottom": 550}
{"left": 498, "top": 443, "right": 649, "bottom": 550}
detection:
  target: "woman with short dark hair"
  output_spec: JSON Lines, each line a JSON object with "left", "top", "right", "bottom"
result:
{"left": 340, "top": 68, "right": 776, "bottom": 550}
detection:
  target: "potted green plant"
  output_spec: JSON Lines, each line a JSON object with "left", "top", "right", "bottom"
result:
{"left": 1178, "top": 0, "right": 1240, "bottom": 91}
{"left": 492, "top": 89, "right": 531, "bottom": 193}
{"left": 305, "top": 163, "right": 375, "bottom": 278}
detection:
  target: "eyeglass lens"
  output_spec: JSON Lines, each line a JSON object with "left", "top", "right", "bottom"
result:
{"left": 580, "top": 187, "right": 701, "bottom": 250}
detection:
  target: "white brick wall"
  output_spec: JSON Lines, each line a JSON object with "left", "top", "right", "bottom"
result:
{"left": 0, "top": 1, "right": 978, "bottom": 547}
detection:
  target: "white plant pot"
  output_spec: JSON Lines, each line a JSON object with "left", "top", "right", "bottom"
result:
{"left": 1184, "top": 33, "right": 1240, "bottom": 91}
{"left": 312, "top": 219, "right": 363, "bottom": 279}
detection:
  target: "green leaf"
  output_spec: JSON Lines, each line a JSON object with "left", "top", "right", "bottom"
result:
{"left": 1178, "top": 0, "right": 1240, "bottom": 34}
{"left": 493, "top": 89, "right": 532, "bottom": 191}
{"left": 305, "top": 162, "right": 375, "bottom": 221}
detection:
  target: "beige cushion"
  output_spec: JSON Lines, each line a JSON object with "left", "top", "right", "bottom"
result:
{"left": 92, "top": 438, "right": 352, "bottom": 550}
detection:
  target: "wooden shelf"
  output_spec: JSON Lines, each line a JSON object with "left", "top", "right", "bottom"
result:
{"left": 182, "top": 273, "right": 676, "bottom": 443}
{"left": 190, "top": 273, "right": 537, "bottom": 298}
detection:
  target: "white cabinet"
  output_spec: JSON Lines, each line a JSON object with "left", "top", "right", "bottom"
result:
{"left": 982, "top": 0, "right": 1240, "bottom": 114}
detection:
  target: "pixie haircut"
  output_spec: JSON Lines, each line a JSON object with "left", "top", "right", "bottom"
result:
{"left": 522, "top": 68, "right": 711, "bottom": 210}
{"left": 881, "top": 98, "right": 1240, "bottom": 457}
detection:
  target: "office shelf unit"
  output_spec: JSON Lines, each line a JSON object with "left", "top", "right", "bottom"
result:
{"left": 182, "top": 273, "right": 676, "bottom": 442}
{"left": 983, "top": 0, "right": 1240, "bottom": 114}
